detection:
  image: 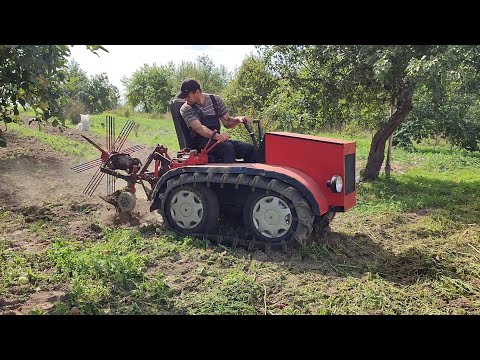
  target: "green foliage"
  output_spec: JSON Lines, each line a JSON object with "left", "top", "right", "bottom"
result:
{"left": 171, "top": 55, "right": 230, "bottom": 96}
{"left": 0, "top": 45, "right": 108, "bottom": 146}
{"left": 58, "top": 60, "right": 119, "bottom": 115}
{"left": 122, "top": 63, "right": 174, "bottom": 114}
{"left": 122, "top": 54, "right": 230, "bottom": 115}
{"left": 258, "top": 45, "right": 480, "bottom": 180}
{"left": 61, "top": 60, "right": 90, "bottom": 99}
{"left": 0, "top": 46, "right": 70, "bottom": 128}
{"left": 258, "top": 46, "right": 409, "bottom": 127}
{"left": 84, "top": 73, "right": 120, "bottom": 113}
{"left": 396, "top": 83, "right": 480, "bottom": 152}
{"left": 221, "top": 54, "right": 277, "bottom": 117}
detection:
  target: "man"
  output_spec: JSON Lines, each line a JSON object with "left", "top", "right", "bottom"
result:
{"left": 177, "top": 78, "right": 256, "bottom": 163}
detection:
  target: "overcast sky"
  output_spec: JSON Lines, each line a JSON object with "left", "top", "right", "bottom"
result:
{"left": 68, "top": 45, "right": 258, "bottom": 99}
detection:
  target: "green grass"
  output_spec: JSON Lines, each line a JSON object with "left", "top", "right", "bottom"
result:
{"left": 68, "top": 112, "right": 180, "bottom": 152}
{"left": 8, "top": 122, "right": 97, "bottom": 160}
{"left": 47, "top": 228, "right": 181, "bottom": 315}
{"left": 17, "top": 107, "right": 36, "bottom": 117}
{"left": 177, "top": 265, "right": 263, "bottom": 315}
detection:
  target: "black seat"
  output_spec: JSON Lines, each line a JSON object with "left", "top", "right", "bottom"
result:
{"left": 170, "top": 98, "right": 192, "bottom": 150}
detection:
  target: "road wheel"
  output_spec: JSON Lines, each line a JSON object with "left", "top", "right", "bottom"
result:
{"left": 164, "top": 185, "right": 219, "bottom": 234}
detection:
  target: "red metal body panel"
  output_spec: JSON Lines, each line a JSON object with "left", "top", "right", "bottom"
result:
{"left": 198, "top": 163, "right": 329, "bottom": 214}
{"left": 264, "top": 132, "right": 356, "bottom": 211}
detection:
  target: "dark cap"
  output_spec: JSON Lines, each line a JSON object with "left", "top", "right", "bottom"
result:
{"left": 176, "top": 78, "right": 201, "bottom": 99}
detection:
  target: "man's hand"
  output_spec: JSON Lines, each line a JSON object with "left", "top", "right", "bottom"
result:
{"left": 215, "top": 133, "right": 230, "bottom": 142}
{"left": 237, "top": 116, "right": 253, "bottom": 126}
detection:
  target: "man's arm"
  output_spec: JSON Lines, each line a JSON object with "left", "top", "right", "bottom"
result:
{"left": 220, "top": 113, "right": 252, "bottom": 128}
{"left": 190, "top": 119, "right": 230, "bottom": 142}
{"left": 212, "top": 94, "right": 252, "bottom": 128}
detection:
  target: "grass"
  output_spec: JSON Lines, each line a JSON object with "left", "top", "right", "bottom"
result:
{"left": 7, "top": 122, "right": 98, "bottom": 160}
{"left": 2, "top": 111, "right": 480, "bottom": 314}
{"left": 70, "top": 112, "right": 180, "bottom": 152}
{"left": 13, "top": 107, "right": 179, "bottom": 156}
{"left": 176, "top": 265, "right": 264, "bottom": 315}
{"left": 0, "top": 224, "right": 180, "bottom": 315}
{"left": 47, "top": 228, "right": 178, "bottom": 315}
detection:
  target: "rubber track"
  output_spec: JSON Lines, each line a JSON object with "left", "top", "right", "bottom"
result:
{"left": 155, "top": 172, "right": 322, "bottom": 252}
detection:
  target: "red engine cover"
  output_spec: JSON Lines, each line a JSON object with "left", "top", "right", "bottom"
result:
{"left": 264, "top": 132, "right": 356, "bottom": 211}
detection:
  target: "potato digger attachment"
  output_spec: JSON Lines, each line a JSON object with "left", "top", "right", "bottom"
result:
{"left": 71, "top": 115, "right": 231, "bottom": 212}
{"left": 73, "top": 103, "right": 357, "bottom": 252}
{"left": 72, "top": 116, "right": 148, "bottom": 212}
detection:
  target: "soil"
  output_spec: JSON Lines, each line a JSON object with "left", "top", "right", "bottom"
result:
{"left": 0, "top": 124, "right": 164, "bottom": 314}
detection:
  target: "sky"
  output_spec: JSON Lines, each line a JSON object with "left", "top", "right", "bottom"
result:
{"left": 68, "top": 45, "right": 258, "bottom": 99}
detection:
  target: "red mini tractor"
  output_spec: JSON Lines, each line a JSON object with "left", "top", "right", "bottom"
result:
{"left": 149, "top": 99, "right": 356, "bottom": 251}
{"left": 74, "top": 101, "right": 356, "bottom": 251}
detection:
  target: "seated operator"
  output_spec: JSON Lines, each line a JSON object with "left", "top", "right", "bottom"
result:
{"left": 177, "top": 78, "right": 256, "bottom": 163}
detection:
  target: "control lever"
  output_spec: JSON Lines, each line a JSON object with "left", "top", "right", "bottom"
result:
{"left": 203, "top": 130, "right": 222, "bottom": 154}
{"left": 243, "top": 121, "right": 258, "bottom": 151}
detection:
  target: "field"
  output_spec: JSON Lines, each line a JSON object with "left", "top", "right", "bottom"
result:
{"left": 1, "top": 112, "right": 479, "bottom": 315}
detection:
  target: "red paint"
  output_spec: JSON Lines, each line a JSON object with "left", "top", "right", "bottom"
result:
{"left": 264, "top": 132, "right": 356, "bottom": 211}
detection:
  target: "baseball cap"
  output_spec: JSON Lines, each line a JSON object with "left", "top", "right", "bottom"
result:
{"left": 176, "top": 78, "right": 201, "bottom": 99}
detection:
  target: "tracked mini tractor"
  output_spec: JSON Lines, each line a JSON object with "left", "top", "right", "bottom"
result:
{"left": 73, "top": 101, "right": 356, "bottom": 251}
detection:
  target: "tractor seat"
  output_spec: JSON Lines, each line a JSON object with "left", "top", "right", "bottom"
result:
{"left": 170, "top": 98, "right": 192, "bottom": 150}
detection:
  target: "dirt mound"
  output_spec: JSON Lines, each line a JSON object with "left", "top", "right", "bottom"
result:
{"left": 20, "top": 205, "right": 55, "bottom": 223}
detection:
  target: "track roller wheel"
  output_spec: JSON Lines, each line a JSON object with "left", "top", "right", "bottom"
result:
{"left": 243, "top": 184, "right": 314, "bottom": 249}
{"left": 164, "top": 184, "right": 219, "bottom": 235}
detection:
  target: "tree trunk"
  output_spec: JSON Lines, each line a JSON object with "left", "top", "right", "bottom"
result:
{"left": 385, "top": 134, "right": 393, "bottom": 177}
{"left": 385, "top": 103, "right": 395, "bottom": 178}
{"left": 363, "top": 87, "right": 414, "bottom": 181}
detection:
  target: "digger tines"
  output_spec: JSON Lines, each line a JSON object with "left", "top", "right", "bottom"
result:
{"left": 71, "top": 116, "right": 144, "bottom": 197}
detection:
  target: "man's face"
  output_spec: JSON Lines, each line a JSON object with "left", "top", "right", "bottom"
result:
{"left": 185, "top": 90, "right": 199, "bottom": 106}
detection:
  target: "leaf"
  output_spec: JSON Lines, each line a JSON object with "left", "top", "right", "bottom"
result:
{"left": 38, "top": 102, "right": 48, "bottom": 110}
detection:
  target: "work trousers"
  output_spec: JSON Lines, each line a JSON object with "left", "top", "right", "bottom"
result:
{"left": 196, "top": 139, "right": 256, "bottom": 163}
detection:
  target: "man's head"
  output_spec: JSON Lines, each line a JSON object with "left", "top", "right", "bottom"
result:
{"left": 176, "top": 78, "right": 201, "bottom": 104}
